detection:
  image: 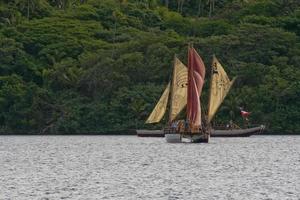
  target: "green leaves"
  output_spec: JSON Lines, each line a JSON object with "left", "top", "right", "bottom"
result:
{"left": 0, "top": 0, "right": 299, "bottom": 133}
{"left": 0, "top": 75, "right": 47, "bottom": 132}
{"left": 13, "top": 0, "right": 52, "bottom": 19}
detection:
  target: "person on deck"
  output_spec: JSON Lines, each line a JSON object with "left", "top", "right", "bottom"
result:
{"left": 171, "top": 121, "right": 178, "bottom": 132}
{"left": 240, "top": 109, "right": 250, "bottom": 120}
{"left": 239, "top": 107, "right": 251, "bottom": 127}
{"left": 227, "top": 120, "right": 233, "bottom": 129}
{"left": 184, "top": 119, "right": 189, "bottom": 132}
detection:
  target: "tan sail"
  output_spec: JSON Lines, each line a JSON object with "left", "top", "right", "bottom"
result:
{"left": 169, "top": 57, "right": 188, "bottom": 122}
{"left": 146, "top": 83, "right": 170, "bottom": 123}
{"left": 208, "top": 55, "right": 236, "bottom": 123}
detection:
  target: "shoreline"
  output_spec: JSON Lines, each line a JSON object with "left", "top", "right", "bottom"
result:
{"left": 0, "top": 130, "right": 299, "bottom": 136}
{"left": 0, "top": 129, "right": 137, "bottom": 136}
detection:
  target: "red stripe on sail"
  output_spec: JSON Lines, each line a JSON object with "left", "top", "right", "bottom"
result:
{"left": 187, "top": 47, "right": 206, "bottom": 127}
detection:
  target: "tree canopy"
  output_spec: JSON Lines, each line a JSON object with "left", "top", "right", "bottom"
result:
{"left": 0, "top": 0, "right": 299, "bottom": 134}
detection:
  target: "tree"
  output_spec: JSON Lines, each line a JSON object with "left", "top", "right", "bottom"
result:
{"left": 14, "top": 0, "right": 51, "bottom": 19}
{"left": 208, "top": 0, "right": 215, "bottom": 18}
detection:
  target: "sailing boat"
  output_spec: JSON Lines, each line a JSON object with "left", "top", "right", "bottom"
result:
{"left": 144, "top": 46, "right": 209, "bottom": 143}
{"left": 138, "top": 47, "right": 264, "bottom": 142}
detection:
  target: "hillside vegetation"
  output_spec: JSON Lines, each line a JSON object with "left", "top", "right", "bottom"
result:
{"left": 0, "top": 0, "right": 299, "bottom": 134}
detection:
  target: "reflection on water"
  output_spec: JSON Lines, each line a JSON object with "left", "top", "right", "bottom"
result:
{"left": 0, "top": 135, "right": 299, "bottom": 199}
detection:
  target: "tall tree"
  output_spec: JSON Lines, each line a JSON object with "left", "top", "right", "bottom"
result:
{"left": 50, "top": 0, "right": 69, "bottom": 9}
{"left": 208, "top": 0, "right": 215, "bottom": 18}
{"left": 165, "top": 0, "right": 169, "bottom": 8}
{"left": 15, "top": 0, "right": 38, "bottom": 19}
{"left": 177, "top": 0, "right": 185, "bottom": 14}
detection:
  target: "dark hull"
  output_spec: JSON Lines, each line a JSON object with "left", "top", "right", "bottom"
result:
{"left": 212, "top": 126, "right": 265, "bottom": 137}
{"left": 190, "top": 136, "right": 210, "bottom": 143}
{"left": 136, "top": 125, "right": 264, "bottom": 137}
{"left": 136, "top": 129, "right": 165, "bottom": 137}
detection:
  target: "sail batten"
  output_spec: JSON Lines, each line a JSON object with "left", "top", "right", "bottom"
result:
{"left": 145, "top": 83, "right": 170, "bottom": 124}
{"left": 207, "top": 56, "right": 236, "bottom": 123}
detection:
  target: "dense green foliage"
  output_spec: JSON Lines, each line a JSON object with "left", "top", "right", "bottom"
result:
{"left": 0, "top": 0, "right": 299, "bottom": 134}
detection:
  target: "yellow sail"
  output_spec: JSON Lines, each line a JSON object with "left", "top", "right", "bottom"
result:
{"left": 146, "top": 83, "right": 170, "bottom": 123}
{"left": 208, "top": 55, "right": 236, "bottom": 123}
{"left": 169, "top": 57, "right": 188, "bottom": 122}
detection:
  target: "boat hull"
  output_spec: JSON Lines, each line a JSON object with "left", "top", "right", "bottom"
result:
{"left": 136, "top": 129, "right": 164, "bottom": 137}
{"left": 136, "top": 125, "right": 264, "bottom": 138}
{"left": 183, "top": 134, "right": 210, "bottom": 143}
{"left": 164, "top": 133, "right": 210, "bottom": 143}
{"left": 212, "top": 125, "right": 265, "bottom": 137}
{"left": 164, "top": 127, "right": 210, "bottom": 143}
{"left": 165, "top": 133, "right": 181, "bottom": 143}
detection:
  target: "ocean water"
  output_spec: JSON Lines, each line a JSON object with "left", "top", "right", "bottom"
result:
{"left": 0, "top": 135, "right": 299, "bottom": 200}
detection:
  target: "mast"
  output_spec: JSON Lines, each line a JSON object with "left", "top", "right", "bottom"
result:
{"left": 168, "top": 55, "right": 177, "bottom": 123}
{"left": 207, "top": 54, "right": 215, "bottom": 123}
{"left": 187, "top": 44, "right": 192, "bottom": 123}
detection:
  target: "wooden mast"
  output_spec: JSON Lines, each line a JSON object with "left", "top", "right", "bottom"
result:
{"left": 207, "top": 54, "right": 215, "bottom": 124}
{"left": 168, "top": 54, "right": 177, "bottom": 123}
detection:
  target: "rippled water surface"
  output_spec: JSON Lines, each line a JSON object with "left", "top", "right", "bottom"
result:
{"left": 0, "top": 135, "right": 299, "bottom": 200}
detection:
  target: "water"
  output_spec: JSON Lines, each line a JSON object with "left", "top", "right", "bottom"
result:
{"left": 0, "top": 135, "right": 299, "bottom": 200}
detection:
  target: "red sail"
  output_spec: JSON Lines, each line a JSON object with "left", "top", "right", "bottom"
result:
{"left": 187, "top": 47, "right": 206, "bottom": 127}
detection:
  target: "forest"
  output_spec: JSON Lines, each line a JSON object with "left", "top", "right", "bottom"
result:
{"left": 0, "top": 0, "right": 299, "bottom": 134}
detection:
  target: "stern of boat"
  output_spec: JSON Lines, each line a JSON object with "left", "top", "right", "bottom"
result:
{"left": 165, "top": 133, "right": 182, "bottom": 143}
